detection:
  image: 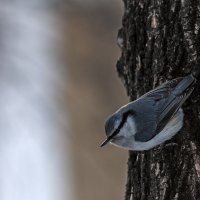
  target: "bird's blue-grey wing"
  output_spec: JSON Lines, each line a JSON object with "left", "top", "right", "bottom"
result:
{"left": 134, "top": 111, "right": 157, "bottom": 142}
{"left": 134, "top": 75, "right": 195, "bottom": 142}
{"left": 140, "top": 77, "right": 183, "bottom": 100}
{"left": 155, "top": 86, "right": 194, "bottom": 133}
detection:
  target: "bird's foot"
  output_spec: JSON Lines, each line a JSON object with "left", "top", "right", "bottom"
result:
{"left": 164, "top": 143, "right": 178, "bottom": 148}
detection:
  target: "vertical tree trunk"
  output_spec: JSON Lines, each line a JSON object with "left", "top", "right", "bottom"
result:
{"left": 116, "top": 0, "right": 200, "bottom": 199}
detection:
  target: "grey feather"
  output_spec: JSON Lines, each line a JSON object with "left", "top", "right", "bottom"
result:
{"left": 134, "top": 74, "right": 195, "bottom": 142}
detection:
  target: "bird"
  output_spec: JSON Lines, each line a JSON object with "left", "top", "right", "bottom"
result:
{"left": 100, "top": 74, "right": 196, "bottom": 151}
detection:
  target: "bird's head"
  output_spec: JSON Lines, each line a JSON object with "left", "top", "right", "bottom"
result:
{"left": 101, "top": 108, "right": 135, "bottom": 147}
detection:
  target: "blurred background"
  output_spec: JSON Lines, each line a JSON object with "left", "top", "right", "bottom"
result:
{"left": 0, "top": 0, "right": 128, "bottom": 200}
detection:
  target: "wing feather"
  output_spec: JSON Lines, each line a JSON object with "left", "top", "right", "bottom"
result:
{"left": 134, "top": 75, "right": 195, "bottom": 142}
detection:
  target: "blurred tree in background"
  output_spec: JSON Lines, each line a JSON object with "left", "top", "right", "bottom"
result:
{"left": 117, "top": 0, "right": 200, "bottom": 199}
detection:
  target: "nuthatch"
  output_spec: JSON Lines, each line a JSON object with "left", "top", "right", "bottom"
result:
{"left": 101, "top": 74, "right": 195, "bottom": 151}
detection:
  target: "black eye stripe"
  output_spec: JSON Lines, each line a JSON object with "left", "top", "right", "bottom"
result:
{"left": 109, "top": 110, "right": 135, "bottom": 140}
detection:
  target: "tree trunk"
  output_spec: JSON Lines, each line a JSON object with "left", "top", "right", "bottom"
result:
{"left": 116, "top": 0, "right": 200, "bottom": 199}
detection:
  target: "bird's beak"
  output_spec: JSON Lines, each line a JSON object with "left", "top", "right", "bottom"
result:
{"left": 100, "top": 137, "right": 111, "bottom": 147}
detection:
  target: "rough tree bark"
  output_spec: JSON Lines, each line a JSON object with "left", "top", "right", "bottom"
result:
{"left": 116, "top": 0, "right": 200, "bottom": 199}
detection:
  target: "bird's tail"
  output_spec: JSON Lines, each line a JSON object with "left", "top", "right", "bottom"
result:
{"left": 173, "top": 74, "right": 196, "bottom": 96}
